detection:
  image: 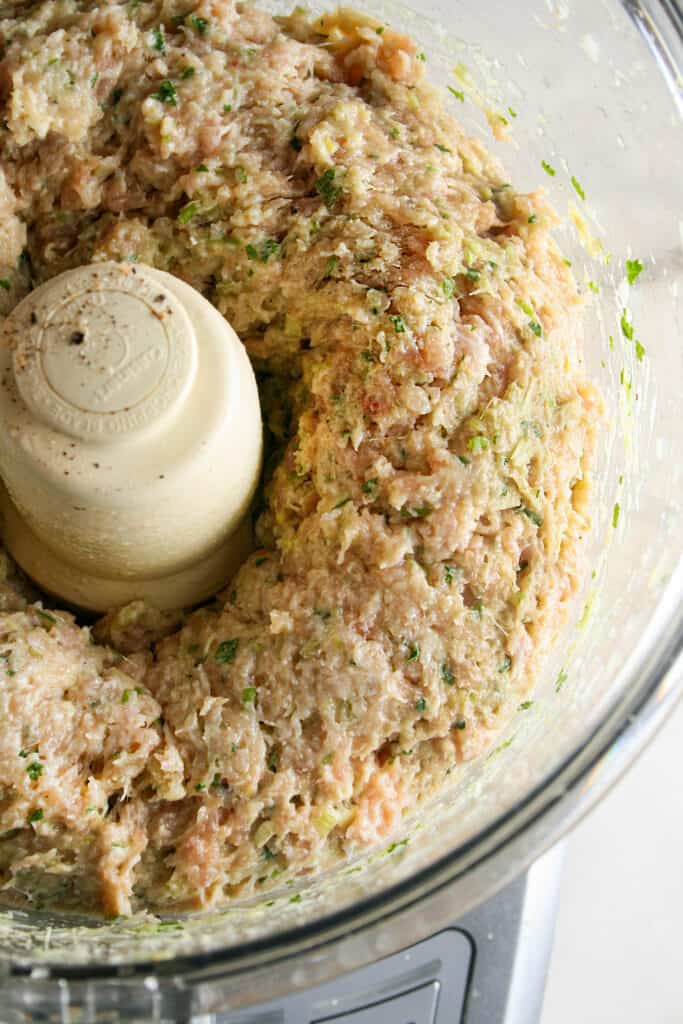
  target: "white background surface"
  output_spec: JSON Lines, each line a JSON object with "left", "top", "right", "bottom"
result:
{"left": 542, "top": 696, "right": 683, "bottom": 1024}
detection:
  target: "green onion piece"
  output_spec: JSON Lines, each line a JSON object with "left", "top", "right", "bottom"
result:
{"left": 152, "top": 79, "right": 177, "bottom": 105}
{"left": 570, "top": 175, "right": 585, "bottom": 200}
{"left": 441, "top": 661, "right": 455, "bottom": 684}
{"left": 626, "top": 259, "right": 643, "bottom": 285}
{"left": 406, "top": 642, "right": 420, "bottom": 663}
{"left": 177, "top": 200, "right": 200, "bottom": 224}
{"left": 448, "top": 85, "right": 464, "bottom": 101}
{"left": 315, "top": 167, "right": 341, "bottom": 208}
{"left": 541, "top": 160, "right": 556, "bottom": 176}
{"left": 612, "top": 502, "right": 620, "bottom": 528}
{"left": 241, "top": 686, "right": 257, "bottom": 707}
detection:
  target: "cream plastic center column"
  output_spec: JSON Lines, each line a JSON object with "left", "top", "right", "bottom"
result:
{"left": 0, "top": 262, "right": 262, "bottom": 611}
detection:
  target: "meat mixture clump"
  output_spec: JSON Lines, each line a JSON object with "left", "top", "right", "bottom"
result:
{"left": 0, "top": 1, "right": 599, "bottom": 915}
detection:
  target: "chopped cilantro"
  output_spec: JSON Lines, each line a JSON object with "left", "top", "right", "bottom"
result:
{"left": 444, "top": 565, "right": 456, "bottom": 585}
{"left": 315, "top": 167, "right": 341, "bottom": 208}
{"left": 195, "top": 163, "right": 208, "bottom": 172}
{"left": 181, "top": 66, "right": 195, "bottom": 79}
{"left": 28, "top": 809, "right": 44, "bottom": 824}
{"left": 215, "top": 638, "right": 239, "bottom": 663}
{"left": 322, "top": 751, "right": 334, "bottom": 765}
{"left": 442, "top": 277, "right": 456, "bottom": 299}
{"left": 528, "top": 321, "right": 543, "bottom": 337}
{"left": 152, "top": 79, "right": 177, "bottom": 105}
{"left": 415, "top": 697, "right": 427, "bottom": 712}
{"left": 223, "top": 103, "right": 233, "bottom": 113}
{"left": 519, "top": 700, "right": 534, "bottom": 710}
{"left": 389, "top": 314, "right": 406, "bottom": 333}
{"left": 151, "top": 25, "right": 165, "bottom": 51}
{"left": 626, "top": 259, "right": 643, "bottom": 285}
{"left": 441, "top": 661, "right": 455, "bottom": 685}
{"left": 612, "top": 502, "right": 620, "bottom": 528}
{"left": 416, "top": 51, "right": 426, "bottom": 61}
{"left": 361, "top": 478, "right": 378, "bottom": 494}
{"left": 541, "top": 160, "right": 556, "bottom": 176}
{"left": 235, "top": 165, "right": 247, "bottom": 183}
{"left": 26, "top": 761, "right": 44, "bottom": 781}
{"left": 448, "top": 85, "right": 465, "bottom": 101}
{"left": 528, "top": 213, "right": 538, "bottom": 224}
{"left": 434, "top": 143, "right": 452, "bottom": 154}
{"left": 190, "top": 14, "right": 209, "bottom": 34}
{"left": 406, "top": 642, "right": 421, "bottom": 663}
{"left": 90, "top": 72, "right": 99, "bottom": 88}
{"left": 570, "top": 175, "right": 585, "bottom": 200}
{"left": 177, "top": 200, "right": 201, "bottom": 224}
{"left": 246, "top": 238, "right": 280, "bottom": 262}
{"left": 401, "top": 504, "right": 432, "bottom": 518}
{"left": 241, "top": 686, "right": 257, "bottom": 707}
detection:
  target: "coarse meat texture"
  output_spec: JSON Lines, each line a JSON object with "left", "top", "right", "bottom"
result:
{"left": 0, "top": 0, "right": 600, "bottom": 916}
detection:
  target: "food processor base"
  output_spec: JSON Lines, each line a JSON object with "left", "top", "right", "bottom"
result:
{"left": 202, "top": 842, "right": 564, "bottom": 1024}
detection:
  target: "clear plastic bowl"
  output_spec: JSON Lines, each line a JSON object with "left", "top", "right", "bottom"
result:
{"left": 2, "top": 0, "right": 682, "bottom": 1020}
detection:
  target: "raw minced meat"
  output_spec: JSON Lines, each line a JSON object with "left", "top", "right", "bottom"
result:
{"left": 0, "top": 0, "right": 599, "bottom": 915}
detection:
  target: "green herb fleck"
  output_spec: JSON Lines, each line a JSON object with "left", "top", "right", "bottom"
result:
{"left": 448, "top": 85, "right": 465, "bottom": 101}
{"left": 290, "top": 135, "right": 303, "bottom": 151}
{"left": 289, "top": 893, "right": 302, "bottom": 903}
{"left": 555, "top": 668, "right": 568, "bottom": 692}
{"left": 152, "top": 79, "right": 177, "bottom": 105}
{"left": 518, "top": 506, "right": 543, "bottom": 528}
{"left": 361, "top": 478, "right": 378, "bottom": 494}
{"left": 465, "top": 267, "right": 480, "bottom": 283}
{"left": 626, "top": 259, "right": 643, "bottom": 286}
{"left": 235, "top": 165, "right": 247, "bottom": 183}
{"left": 516, "top": 298, "right": 534, "bottom": 317}
{"left": 541, "top": 160, "right": 556, "bottom": 176}
{"left": 444, "top": 565, "right": 456, "bottom": 585}
{"left": 441, "top": 661, "right": 455, "bottom": 685}
{"left": 181, "top": 66, "right": 195, "bottom": 79}
{"left": 620, "top": 309, "right": 633, "bottom": 341}
{"left": 508, "top": 106, "right": 517, "bottom": 118}
{"left": 223, "top": 103, "right": 233, "bottom": 113}
{"left": 612, "top": 502, "right": 620, "bottom": 528}
{"left": 434, "top": 143, "right": 452, "bottom": 154}
{"left": 26, "top": 761, "right": 44, "bottom": 782}
{"left": 406, "top": 642, "right": 420, "bottom": 663}
{"left": 242, "top": 686, "right": 257, "bottom": 708}
{"left": 416, "top": 51, "right": 426, "bottom": 61}
{"left": 215, "top": 638, "right": 239, "bottom": 664}
{"left": 386, "top": 838, "right": 409, "bottom": 854}
{"left": 37, "top": 609, "right": 56, "bottom": 627}
{"left": 190, "top": 14, "right": 209, "bottom": 34}
{"left": 528, "top": 320, "right": 543, "bottom": 337}
{"left": 389, "top": 314, "right": 406, "bottom": 333}
{"left": 528, "top": 213, "right": 538, "bottom": 224}
{"left": 324, "top": 254, "right": 338, "bottom": 278}
{"left": 457, "top": 455, "right": 471, "bottom": 466}
{"left": 454, "top": 718, "right": 467, "bottom": 730}
{"left": 151, "top": 25, "right": 165, "bottom": 51}
{"left": 498, "top": 655, "right": 512, "bottom": 673}
{"left": 635, "top": 339, "right": 645, "bottom": 361}
{"left": 90, "top": 71, "right": 99, "bottom": 88}
{"left": 570, "top": 175, "right": 586, "bottom": 200}
{"left": 121, "top": 689, "right": 131, "bottom": 704}
{"left": 519, "top": 700, "right": 534, "bottom": 710}
{"left": 315, "top": 167, "right": 341, "bottom": 208}
{"left": 333, "top": 496, "right": 351, "bottom": 510}
{"left": 177, "top": 200, "right": 200, "bottom": 224}
{"left": 468, "top": 435, "right": 489, "bottom": 452}
{"left": 0, "top": 279, "right": 10, "bottom": 291}
{"left": 587, "top": 280, "right": 599, "bottom": 294}
{"left": 442, "top": 277, "right": 456, "bottom": 300}
{"left": 415, "top": 697, "right": 427, "bottom": 712}
{"left": 195, "top": 163, "right": 208, "bottom": 172}
{"left": 28, "top": 809, "right": 44, "bottom": 824}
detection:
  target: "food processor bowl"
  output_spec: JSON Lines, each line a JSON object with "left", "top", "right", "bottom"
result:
{"left": 1, "top": 0, "right": 682, "bottom": 1020}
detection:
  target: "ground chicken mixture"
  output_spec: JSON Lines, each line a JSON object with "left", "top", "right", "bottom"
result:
{"left": 0, "top": 0, "right": 599, "bottom": 916}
